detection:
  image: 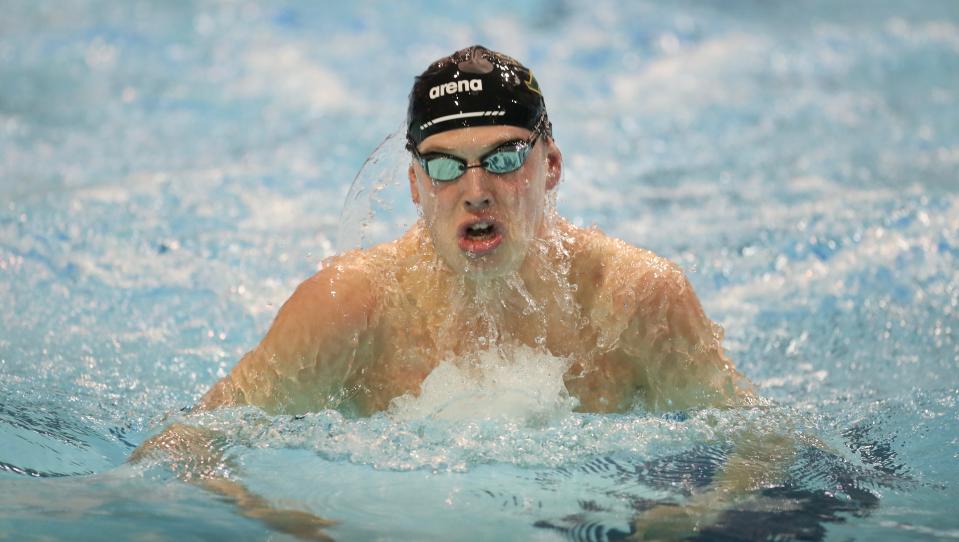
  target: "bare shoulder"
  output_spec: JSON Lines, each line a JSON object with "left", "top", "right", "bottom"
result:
{"left": 565, "top": 223, "right": 691, "bottom": 316}
{"left": 292, "top": 249, "right": 382, "bottom": 322}
{"left": 565, "top": 223, "right": 753, "bottom": 409}
{"left": 198, "top": 248, "right": 387, "bottom": 413}
{"left": 279, "top": 232, "right": 422, "bottom": 342}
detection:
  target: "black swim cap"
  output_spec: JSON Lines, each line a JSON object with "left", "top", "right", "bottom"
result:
{"left": 406, "top": 45, "right": 552, "bottom": 151}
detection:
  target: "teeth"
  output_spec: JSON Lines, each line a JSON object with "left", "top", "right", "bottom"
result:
{"left": 468, "top": 221, "right": 492, "bottom": 232}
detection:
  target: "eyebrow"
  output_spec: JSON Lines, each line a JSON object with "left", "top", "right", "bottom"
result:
{"left": 419, "top": 137, "right": 525, "bottom": 156}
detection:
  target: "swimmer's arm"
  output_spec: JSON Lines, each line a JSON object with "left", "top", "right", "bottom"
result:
{"left": 200, "top": 263, "right": 378, "bottom": 414}
{"left": 130, "top": 423, "right": 334, "bottom": 541}
{"left": 129, "top": 263, "right": 377, "bottom": 539}
{"left": 630, "top": 429, "right": 798, "bottom": 540}
{"left": 618, "top": 264, "right": 801, "bottom": 537}
{"left": 619, "top": 264, "right": 755, "bottom": 410}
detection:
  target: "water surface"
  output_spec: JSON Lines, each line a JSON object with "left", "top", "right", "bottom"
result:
{"left": 1, "top": 1, "right": 957, "bottom": 540}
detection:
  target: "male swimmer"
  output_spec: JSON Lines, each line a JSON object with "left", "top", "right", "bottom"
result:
{"left": 135, "top": 46, "right": 791, "bottom": 541}
{"left": 198, "top": 45, "right": 753, "bottom": 415}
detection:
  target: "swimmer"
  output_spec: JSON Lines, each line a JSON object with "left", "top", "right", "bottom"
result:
{"left": 199, "top": 45, "right": 754, "bottom": 416}
{"left": 135, "top": 45, "right": 790, "bottom": 540}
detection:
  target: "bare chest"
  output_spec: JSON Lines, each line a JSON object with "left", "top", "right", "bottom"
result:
{"left": 348, "top": 309, "right": 642, "bottom": 415}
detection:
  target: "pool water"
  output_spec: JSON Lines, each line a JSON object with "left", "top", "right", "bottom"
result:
{"left": 2, "top": 1, "right": 958, "bottom": 540}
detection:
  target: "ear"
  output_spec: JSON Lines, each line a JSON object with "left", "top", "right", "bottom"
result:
{"left": 544, "top": 140, "right": 562, "bottom": 191}
{"left": 408, "top": 163, "right": 420, "bottom": 205}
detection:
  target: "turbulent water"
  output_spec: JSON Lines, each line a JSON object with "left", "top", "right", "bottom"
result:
{"left": 1, "top": 1, "right": 958, "bottom": 540}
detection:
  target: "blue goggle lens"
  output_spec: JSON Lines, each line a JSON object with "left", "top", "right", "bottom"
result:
{"left": 424, "top": 156, "right": 467, "bottom": 180}
{"left": 483, "top": 146, "right": 528, "bottom": 174}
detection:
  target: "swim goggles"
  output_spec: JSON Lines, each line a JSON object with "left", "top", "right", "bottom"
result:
{"left": 412, "top": 130, "right": 540, "bottom": 182}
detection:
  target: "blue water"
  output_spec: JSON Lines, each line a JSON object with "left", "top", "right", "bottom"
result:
{"left": 2, "top": 1, "right": 958, "bottom": 540}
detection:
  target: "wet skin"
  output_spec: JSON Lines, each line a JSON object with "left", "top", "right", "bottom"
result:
{"left": 198, "top": 125, "right": 755, "bottom": 416}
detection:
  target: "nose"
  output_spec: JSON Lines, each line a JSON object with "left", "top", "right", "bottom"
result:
{"left": 461, "top": 168, "right": 493, "bottom": 212}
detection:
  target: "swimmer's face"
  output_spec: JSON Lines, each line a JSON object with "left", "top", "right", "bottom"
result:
{"left": 409, "top": 125, "right": 562, "bottom": 276}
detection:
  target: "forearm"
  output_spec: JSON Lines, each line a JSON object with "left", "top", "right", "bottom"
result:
{"left": 630, "top": 426, "right": 798, "bottom": 540}
{"left": 201, "top": 477, "right": 335, "bottom": 541}
{"left": 713, "top": 430, "right": 795, "bottom": 494}
{"left": 680, "top": 431, "right": 796, "bottom": 518}
{"left": 130, "top": 421, "right": 335, "bottom": 540}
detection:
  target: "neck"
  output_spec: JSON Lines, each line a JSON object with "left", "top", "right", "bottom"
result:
{"left": 408, "top": 218, "right": 582, "bottom": 355}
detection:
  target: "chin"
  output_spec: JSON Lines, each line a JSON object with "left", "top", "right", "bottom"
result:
{"left": 457, "top": 246, "right": 527, "bottom": 278}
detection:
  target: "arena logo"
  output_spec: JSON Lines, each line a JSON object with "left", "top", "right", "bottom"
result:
{"left": 429, "top": 79, "right": 483, "bottom": 99}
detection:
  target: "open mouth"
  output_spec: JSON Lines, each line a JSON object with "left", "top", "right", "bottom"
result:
{"left": 465, "top": 221, "right": 496, "bottom": 239}
{"left": 457, "top": 219, "right": 504, "bottom": 255}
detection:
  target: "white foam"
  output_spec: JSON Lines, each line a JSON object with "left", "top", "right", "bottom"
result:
{"left": 388, "top": 345, "right": 579, "bottom": 424}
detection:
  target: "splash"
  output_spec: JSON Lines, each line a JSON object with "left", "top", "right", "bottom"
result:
{"left": 335, "top": 125, "right": 417, "bottom": 252}
{"left": 388, "top": 345, "right": 578, "bottom": 423}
